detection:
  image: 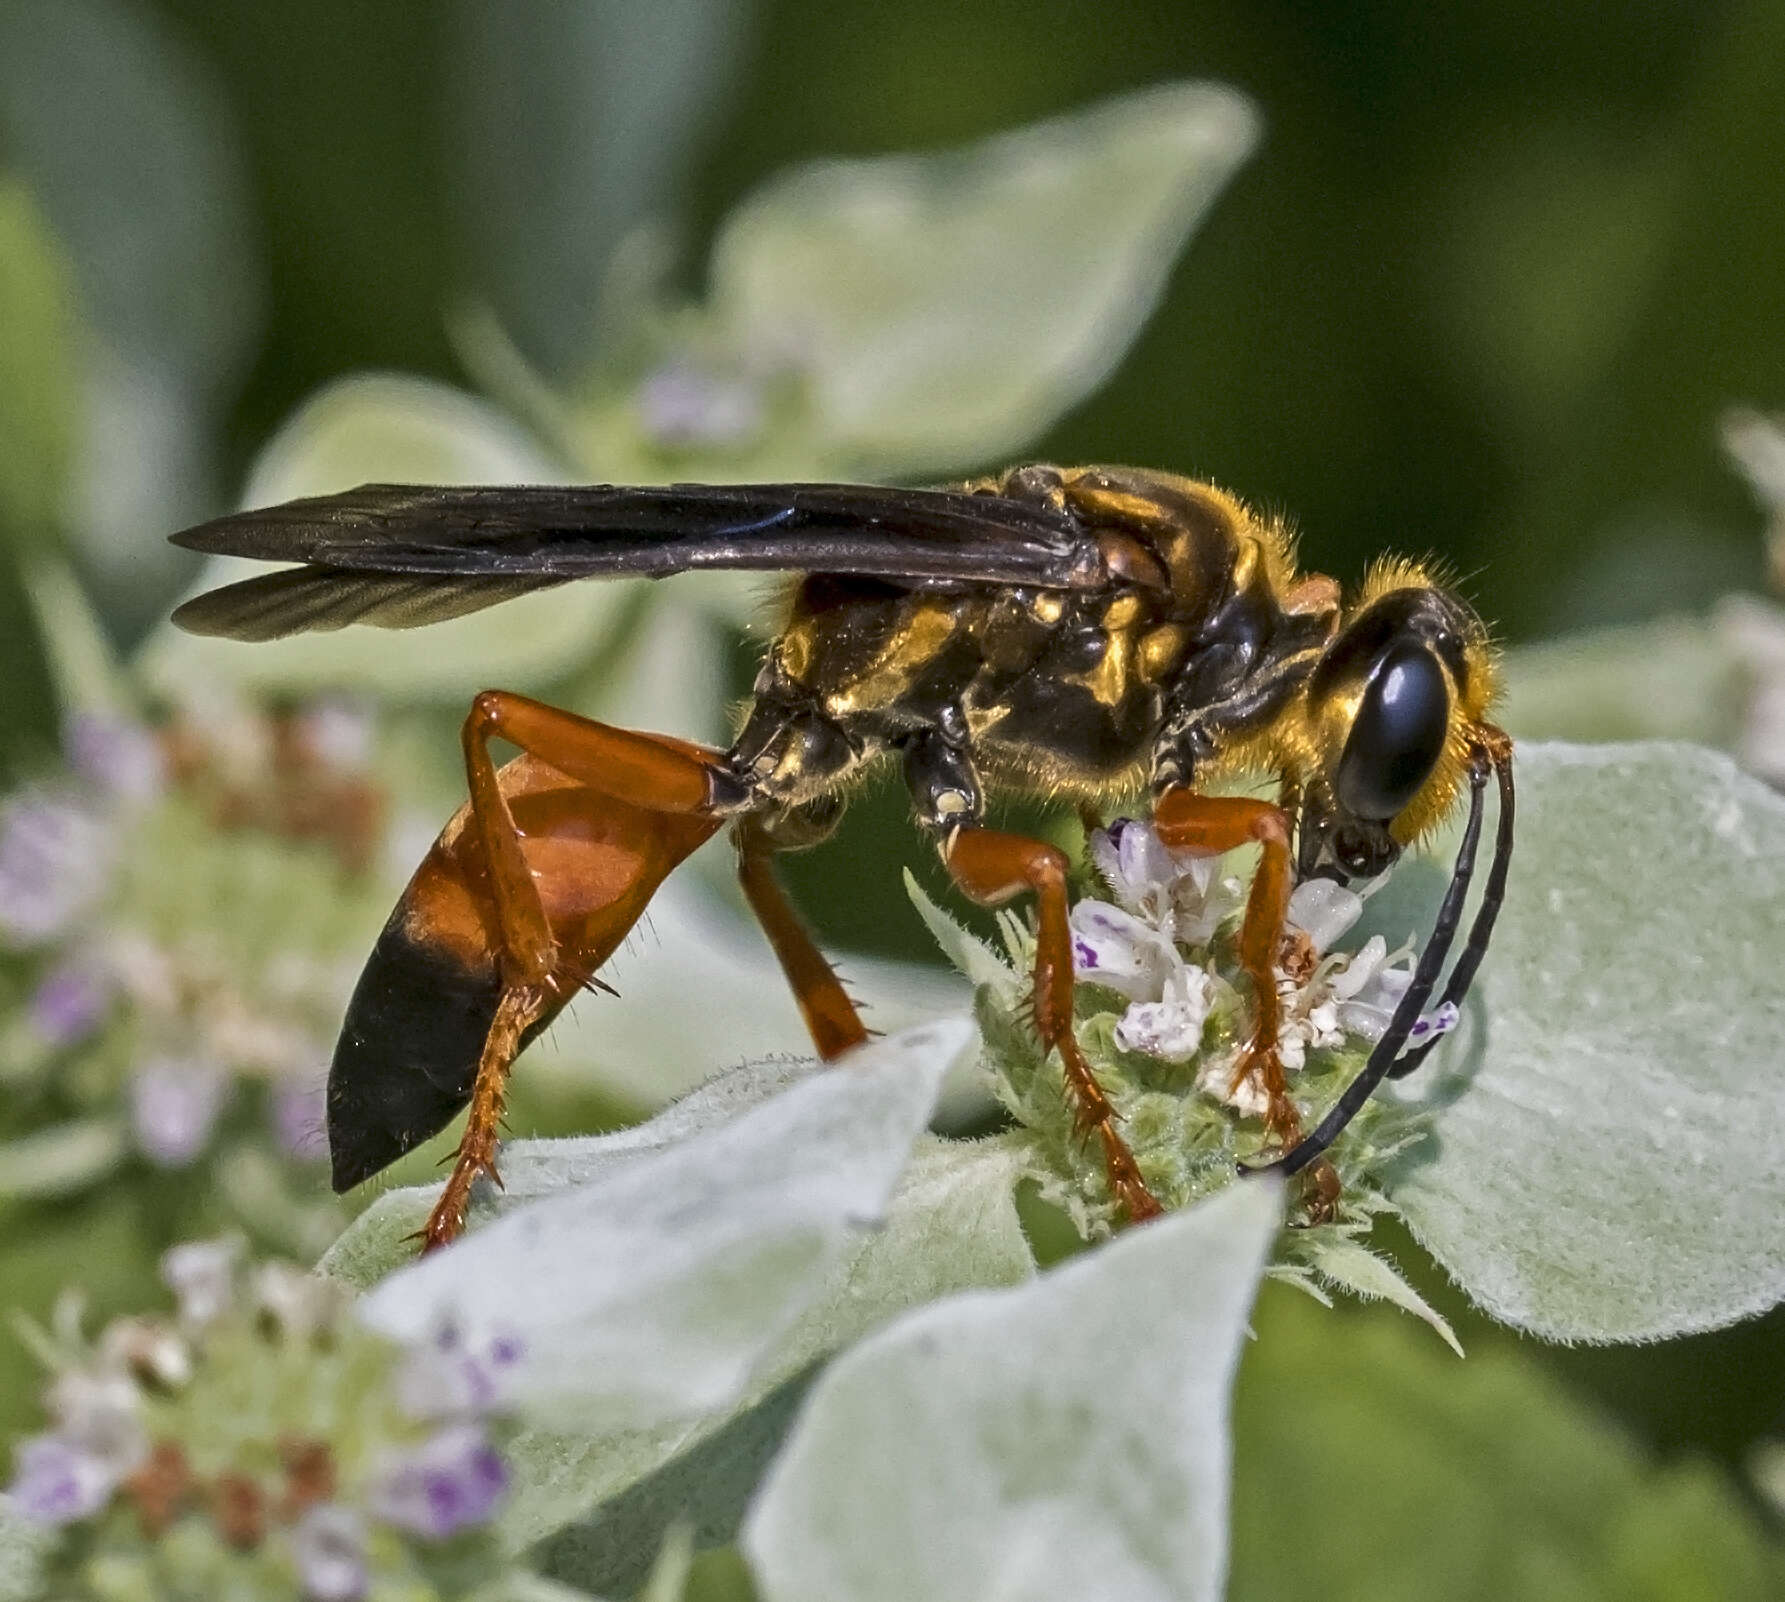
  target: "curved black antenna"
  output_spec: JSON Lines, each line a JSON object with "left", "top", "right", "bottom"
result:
{"left": 1248, "top": 745, "right": 1491, "bottom": 1179}
{"left": 1387, "top": 737, "right": 1515, "bottom": 1080}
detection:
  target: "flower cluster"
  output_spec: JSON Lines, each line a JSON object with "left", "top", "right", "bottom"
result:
{"left": 960, "top": 814, "right": 1452, "bottom": 1238}
{"left": 3, "top": 1238, "right": 525, "bottom": 1601}
{"left": 0, "top": 707, "right": 393, "bottom": 1253}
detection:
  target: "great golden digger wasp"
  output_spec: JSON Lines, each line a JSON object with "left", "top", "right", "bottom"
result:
{"left": 171, "top": 465, "right": 1513, "bottom": 1248}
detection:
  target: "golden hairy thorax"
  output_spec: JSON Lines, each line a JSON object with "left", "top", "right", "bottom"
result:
{"left": 765, "top": 466, "right": 1325, "bottom": 797}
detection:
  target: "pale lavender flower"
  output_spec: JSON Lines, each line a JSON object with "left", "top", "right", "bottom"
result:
{"left": 292, "top": 1504, "right": 368, "bottom": 1602}
{"left": 28, "top": 958, "right": 113, "bottom": 1048}
{"left": 0, "top": 792, "right": 112, "bottom": 946}
{"left": 129, "top": 1055, "right": 228, "bottom": 1166}
{"left": 4, "top": 1434, "right": 121, "bottom": 1525}
{"left": 368, "top": 1423, "right": 508, "bottom": 1539}
{"left": 395, "top": 1323, "right": 525, "bottom": 1422}
{"left": 1069, "top": 899, "right": 1176, "bottom": 1000}
{"left": 272, "top": 1076, "right": 329, "bottom": 1159}
{"left": 65, "top": 714, "right": 164, "bottom": 806}
{"left": 1112, "top": 964, "right": 1217, "bottom": 1062}
{"left": 161, "top": 1236, "right": 242, "bottom": 1330}
{"left": 636, "top": 359, "right": 765, "bottom": 449}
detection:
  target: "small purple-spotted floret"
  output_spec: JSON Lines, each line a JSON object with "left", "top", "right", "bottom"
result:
{"left": 368, "top": 1423, "right": 509, "bottom": 1539}
{"left": 5, "top": 1434, "right": 123, "bottom": 1526}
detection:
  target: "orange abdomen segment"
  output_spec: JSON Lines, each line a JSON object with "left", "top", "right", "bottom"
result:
{"left": 326, "top": 755, "right": 722, "bottom": 1190}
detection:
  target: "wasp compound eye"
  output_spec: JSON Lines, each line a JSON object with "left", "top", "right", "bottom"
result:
{"left": 1336, "top": 642, "right": 1449, "bottom": 821}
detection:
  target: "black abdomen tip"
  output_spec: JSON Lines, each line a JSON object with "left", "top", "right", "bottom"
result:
{"left": 326, "top": 915, "right": 503, "bottom": 1192}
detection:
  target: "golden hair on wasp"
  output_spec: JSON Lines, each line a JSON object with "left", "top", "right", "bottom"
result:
{"left": 169, "top": 464, "right": 1513, "bottom": 1248}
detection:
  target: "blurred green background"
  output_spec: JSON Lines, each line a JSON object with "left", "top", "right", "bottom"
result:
{"left": 3, "top": 0, "right": 1784, "bottom": 1590}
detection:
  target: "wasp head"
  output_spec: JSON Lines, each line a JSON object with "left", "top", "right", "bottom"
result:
{"left": 1299, "top": 563, "right": 1499, "bottom": 881}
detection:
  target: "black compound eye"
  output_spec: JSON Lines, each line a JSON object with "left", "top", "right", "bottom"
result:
{"left": 1335, "top": 643, "right": 1450, "bottom": 821}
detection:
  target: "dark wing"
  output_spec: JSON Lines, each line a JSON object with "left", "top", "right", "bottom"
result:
{"left": 170, "top": 481, "right": 1106, "bottom": 642}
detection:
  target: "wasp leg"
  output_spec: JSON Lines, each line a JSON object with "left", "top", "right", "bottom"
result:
{"left": 420, "top": 691, "right": 741, "bottom": 1251}
{"left": 944, "top": 826, "right": 1162, "bottom": 1224}
{"left": 734, "top": 817, "right": 869, "bottom": 1061}
{"left": 1152, "top": 789, "right": 1303, "bottom": 1148}
{"left": 460, "top": 691, "right": 727, "bottom": 989}
{"left": 419, "top": 987, "right": 547, "bottom": 1252}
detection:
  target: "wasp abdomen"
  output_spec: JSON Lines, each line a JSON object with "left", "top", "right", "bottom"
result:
{"left": 326, "top": 756, "right": 721, "bottom": 1191}
{"left": 326, "top": 908, "right": 509, "bottom": 1191}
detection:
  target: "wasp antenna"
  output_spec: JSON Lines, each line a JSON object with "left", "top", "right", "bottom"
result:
{"left": 1387, "top": 730, "right": 1514, "bottom": 1081}
{"left": 1252, "top": 745, "right": 1492, "bottom": 1179}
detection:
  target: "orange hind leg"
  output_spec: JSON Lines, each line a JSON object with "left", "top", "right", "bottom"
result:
{"left": 421, "top": 690, "right": 864, "bottom": 1251}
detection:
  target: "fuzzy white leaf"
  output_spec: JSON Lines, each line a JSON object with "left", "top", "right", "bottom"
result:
{"left": 358, "top": 1021, "right": 967, "bottom": 1435}
{"left": 1368, "top": 741, "right": 1785, "bottom": 1341}
{"left": 523, "top": 1135, "right": 1033, "bottom": 1575}
{"left": 708, "top": 81, "right": 1258, "bottom": 476}
{"left": 745, "top": 1178, "right": 1281, "bottom": 1602}
{"left": 0, "top": 1500, "right": 47, "bottom": 1602}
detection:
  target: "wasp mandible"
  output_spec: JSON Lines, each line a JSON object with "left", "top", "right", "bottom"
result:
{"left": 171, "top": 465, "right": 1514, "bottom": 1248}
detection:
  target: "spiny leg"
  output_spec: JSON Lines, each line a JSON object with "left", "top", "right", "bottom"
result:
{"left": 944, "top": 826, "right": 1161, "bottom": 1223}
{"left": 421, "top": 986, "right": 547, "bottom": 1252}
{"left": 1152, "top": 789, "right": 1302, "bottom": 1146}
{"left": 424, "top": 692, "right": 736, "bottom": 1249}
{"left": 734, "top": 818, "right": 869, "bottom": 1061}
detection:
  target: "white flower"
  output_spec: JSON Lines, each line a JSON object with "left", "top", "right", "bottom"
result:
{"left": 1113, "top": 965, "right": 1217, "bottom": 1061}
{"left": 291, "top": 1504, "right": 368, "bottom": 1602}
{"left": 1286, "top": 876, "right": 1365, "bottom": 954}
{"left": 161, "top": 1236, "right": 243, "bottom": 1330}
{"left": 65, "top": 715, "right": 165, "bottom": 807}
{"left": 98, "top": 1317, "right": 192, "bottom": 1390}
{"left": 45, "top": 1369, "right": 147, "bottom": 1472}
{"left": 0, "top": 791, "right": 114, "bottom": 947}
{"left": 130, "top": 1055, "right": 228, "bottom": 1167}
{"left": 1089, "top": 817, "right": 1241, "bottom": 946}
{"left": 636, "top": 358, "right": 766, "bottom": 449}
{"left": 293, "top": 698, "right": 374, "bottom": 774}
{"left": 252, "top": 1263, "right": 348, "bottom": 1341}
